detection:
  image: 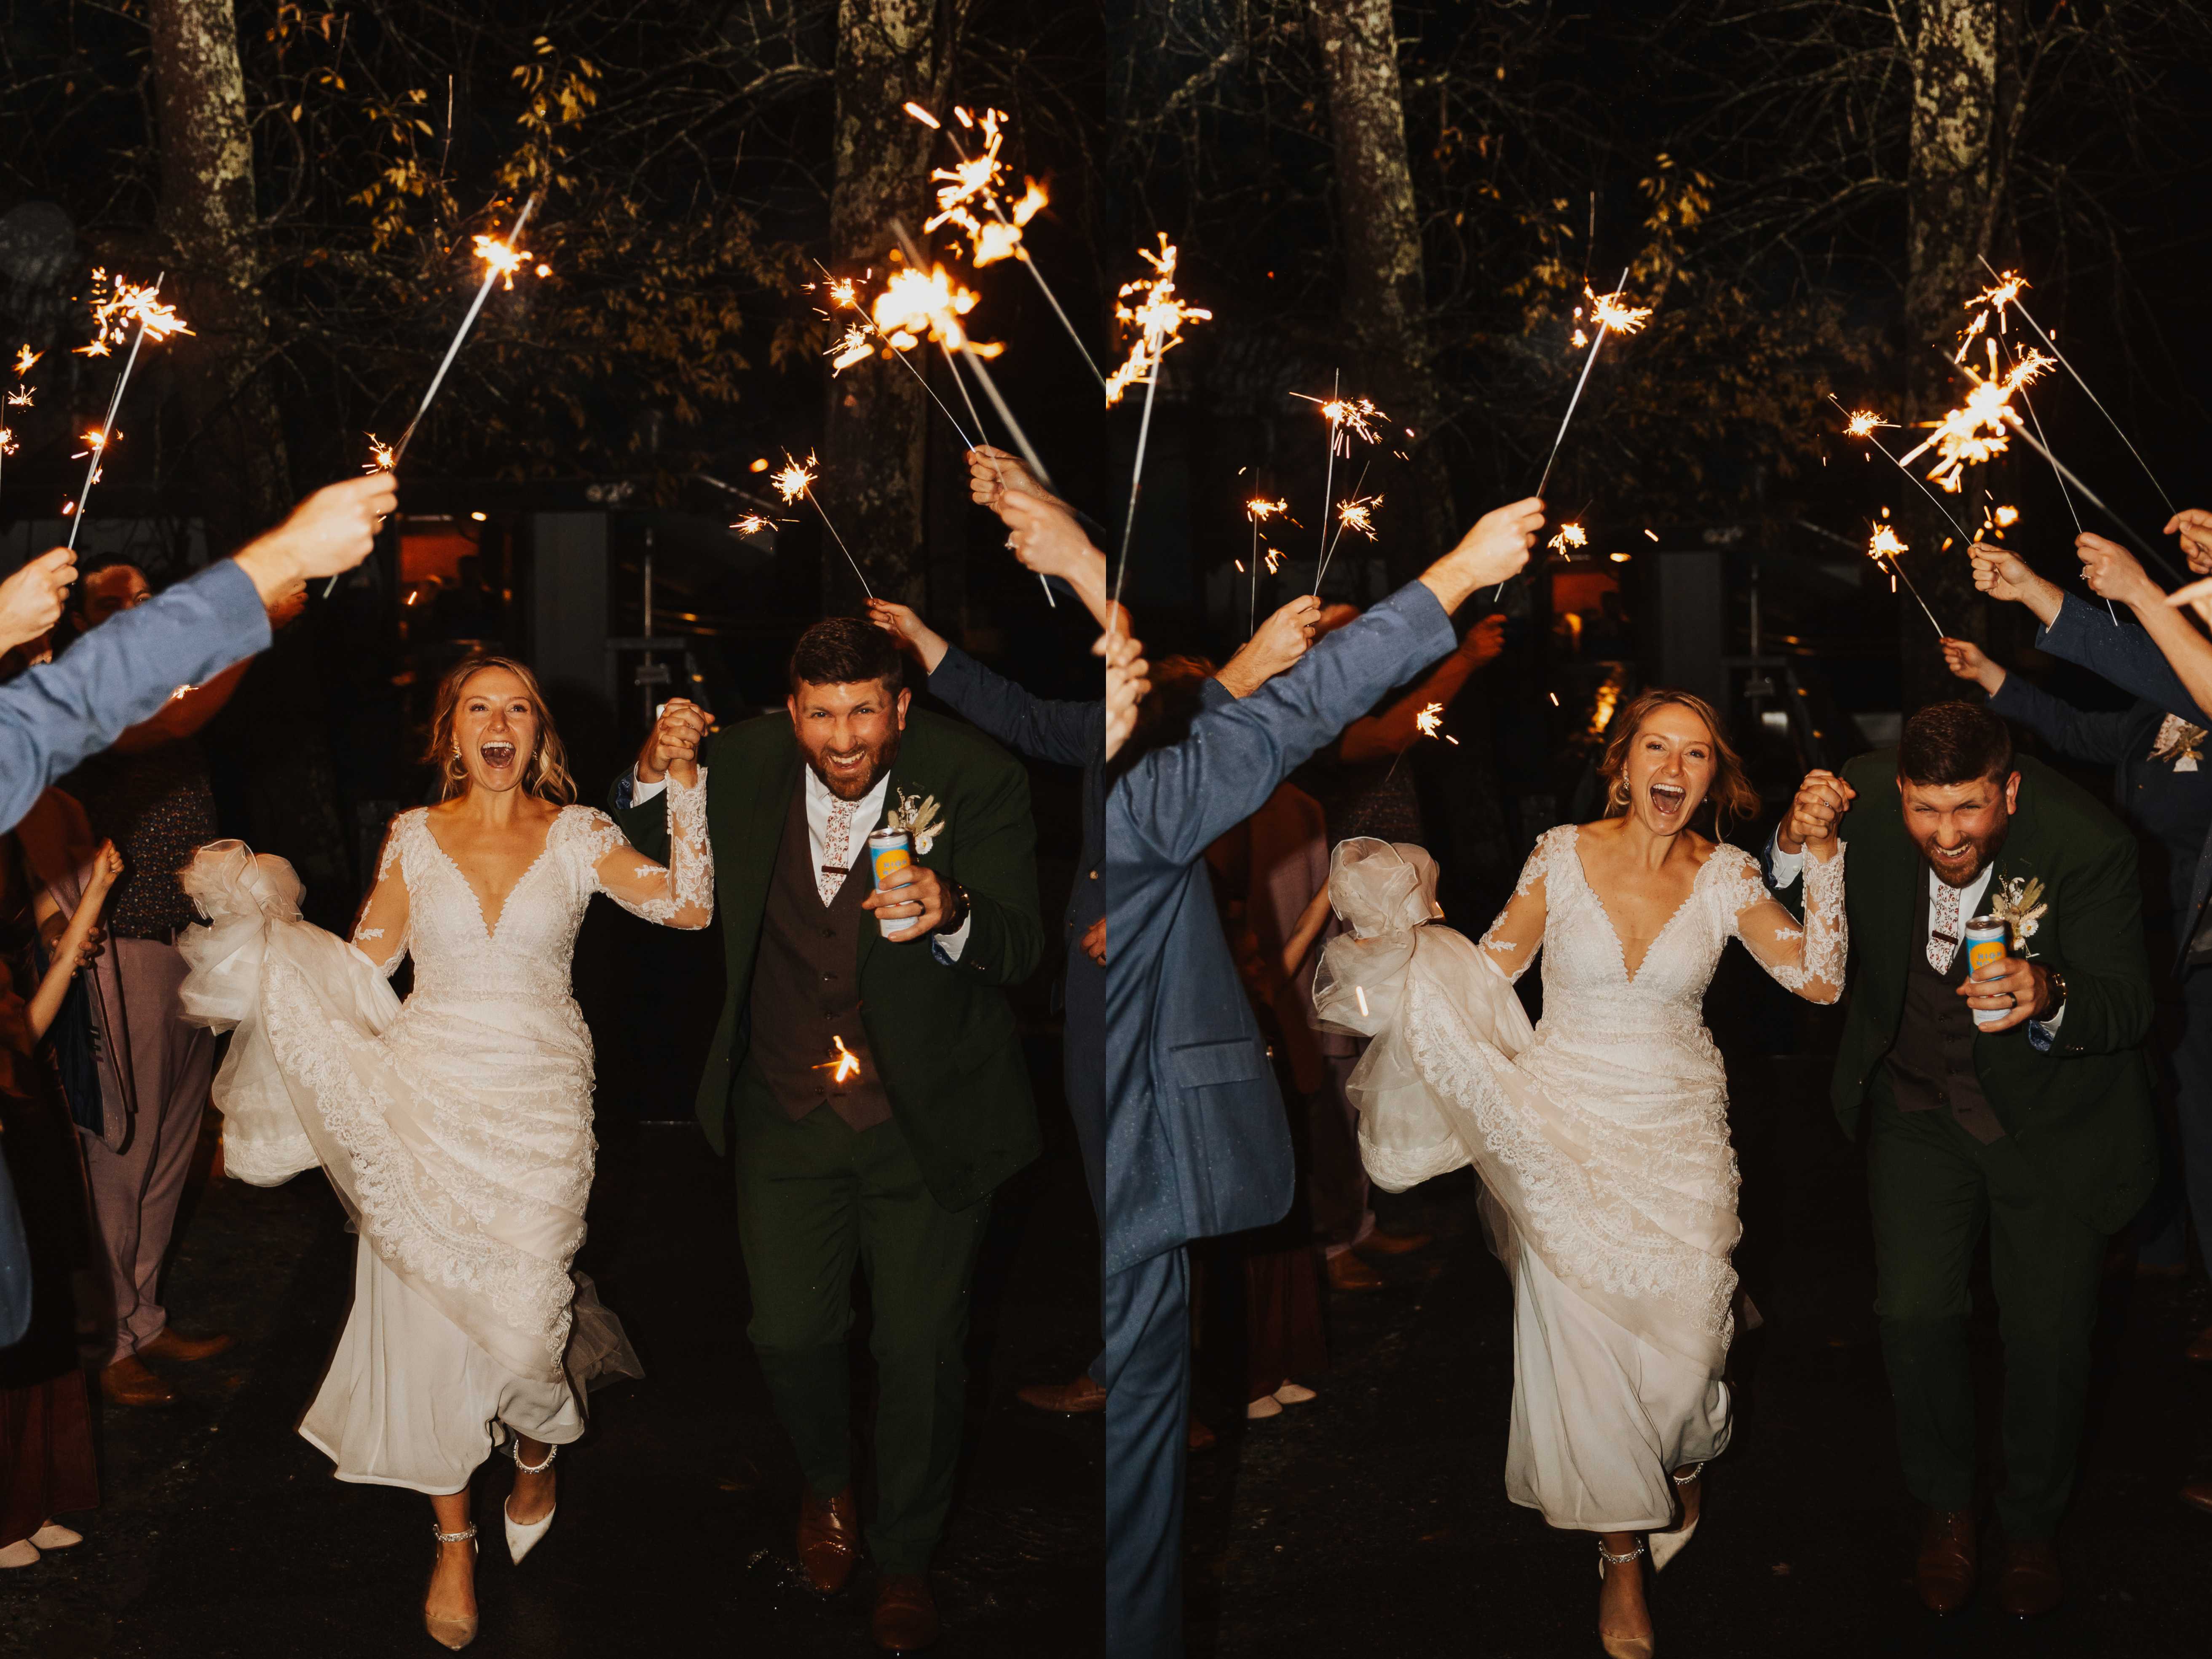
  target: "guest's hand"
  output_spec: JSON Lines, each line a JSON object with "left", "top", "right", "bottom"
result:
{"left": 864, "top": 863, "right": 948, "bottom": 942}
{"left": 1959, "top": 953, "right": 2054, "bottom": 1034}
{"left": 1099, "top": 626, "right": 1149, "bottom": 761}
{"left": 1778, "top": 769, "right": 1854, "bottom": 856}
{"left": 1421, "top": 498, "right": 1545, "bottom": 610}
{"left": 83, "top": 841, "right": 123, "bottom": 899}
{"left": 0, "top": 548, "right": 78, "bottom": 653}
{"left": 267, "top": 587, "right": 311, "bottom": 631}
{"left": 1967, "top": 541, "right": 2062, "bottom": 624}
{"left": 636, "top": 696, "right": 710, "bottom": 786}
{"left": 1218, "top": 595, "right": 1321, "bottom": 698}
{"left": 72, "top": 923, "right": 108, "bottom": 971}
{"left": 866, "top": 599, "right": 951, "bottom": 674}
{"left": 1940, "top": 636, "right": 2006, "bottom": 695}
{"left": 967, "top": 445, "right": 1058, "bottom": 513}
{"left": 2077, "top": 533, "right": 2161, "bottom": 610}
{"left": 1080, "top": 916, "right": 1106, "bottom": 967}
{"left": 1459, "top": 613, "right": 1507, "bottom": 669}
{"left": 233, "top": 474, "right": 399, "bottom": 604}
{"left": 2166, "top": 509, "right": 2212, "bottom": 575}
{"left": 999, "top": 490, "right": 1101, "bottom": 585}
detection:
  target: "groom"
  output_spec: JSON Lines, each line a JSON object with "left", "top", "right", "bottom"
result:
{"left": 613, "top": 617, "right": 1043, "bottom": 1652}
{"left": 1769, "top": 700, "right": 2156, "bottom": 1619}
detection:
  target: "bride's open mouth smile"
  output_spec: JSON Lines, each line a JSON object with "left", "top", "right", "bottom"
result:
{"left": 479, "top": 741, "right": 517, "bottom": 770}
{"left": 1647, "top": 781, "right": 1687, "bottom": 818}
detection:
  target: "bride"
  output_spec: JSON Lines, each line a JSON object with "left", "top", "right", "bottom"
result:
{"left": 178, "top": 655, "right": 712, "bottom": 1650}
{"left": 1315, "top": 689, "right": 1843, "bottom": 1658}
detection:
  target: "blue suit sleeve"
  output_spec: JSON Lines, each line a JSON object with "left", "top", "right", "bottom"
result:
{"left": 2038, "top": 595, "right": 2212, "bottom": 727}
{"left": 1111, "top": 581, "right": 1458, "bottom": 870}
{"left": 927, "top": 645, "right": 1101, "bottom": 768}
{"left": 1987, "top": 675, "right": 2145, "bottom": 768}
{"left": 0, "top": 559, "right": 271, "bottom": 835}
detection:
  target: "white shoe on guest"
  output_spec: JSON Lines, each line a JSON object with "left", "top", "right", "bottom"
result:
{"left": 504, "top": 1441, "right": 558, "bottom": 1565}
{"left": 1245, "top": 1394, "right": 1284, "bottom": 1421}
{"left": 0, "top": 1539, "right": 40, "bottom": 1569}
{"left": 28, "top": 1522, "right": 82, "bottom": 1549}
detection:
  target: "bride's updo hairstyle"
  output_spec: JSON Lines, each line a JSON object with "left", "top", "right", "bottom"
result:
{"left": 426, "top": 655, "right": 578, "bottom": 805}
{"left": 1597, "top": 688, "right": 1760, "bottom": 835}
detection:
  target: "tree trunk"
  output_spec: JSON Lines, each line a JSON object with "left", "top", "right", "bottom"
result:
{"left": 149, "top": 0, "right": 351, "bottom": 917}
{"left": 1900, "top": 0, "right": 2003, "bottom": 711}
{"left": 821, "top": 0, "right": 944, "bottom": 614}
{"left": 1308, "top": 0, "right": 1454, "bottom": 584}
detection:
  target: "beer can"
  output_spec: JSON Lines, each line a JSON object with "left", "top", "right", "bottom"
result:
{"left": 868, "top": 827, "right": 914, "bottom": 939}
{"left": 1965, "top": 914, "right": 2009, "bottom": 1028}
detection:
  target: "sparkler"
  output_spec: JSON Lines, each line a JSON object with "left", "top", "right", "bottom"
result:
{"left": 1976, "top": 257, "right": 2175, "bottom": 515}
{"left": 814, "top": 1034, "right": 862, "bottom": 1085}
{"left": 382, "top": 193, "right": 541, "bottom": 472}
{"left": 0, "top": 345, "right": 36, "bottom": 503}
{"left": 1897, "top": 344, "right": 2052, "bottom": 492}
{"left": 771, "top": 451, "right": 873, "bottom": 600}
{"left": 1828, "top": 394, "right": 1972, "bottom": 544}
{"left": 1548, "top": 522, "right": 1588, "bottom": 557}
{"left": 1108, "top": 236, "right": 1213, "bottom": 611}
{"left": 1866, "top": 522, "right": 1945, "bottom": 637}
{"left": 66, "top": 271, "right": 190, "bottom": 549}
{"left": 1996, "top": 411, "right": 2185, "bottom": 582}
{"left": 1245, "top": 495, "right": 1288, "bottom": 637}
{"left": 1535, "top": 268, "right": 1645, "bottom": 500}
{"left": 906, "top": 101, "right": 1105, "bottom": 390}
{"left": 1414, "top": 701, "right": 1459, "bottom": 745}
{"left": 1991, "top": 330, "right": 2116, "bottom": 622}
{"left": 1293, "top": 377, "right": 1390, "bottom": 592}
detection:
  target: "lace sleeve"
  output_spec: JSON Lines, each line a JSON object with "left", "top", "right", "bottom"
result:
{"left": 1720, "top": 843, "right": 1846, "bottom": 1004}
{"left": 579, "top": 769, "right": 714, "bottom": 929}
{"left": 349, "top": 816, "right": 411, "bottom": 977}
{"left": 1477, "top": 830, "right": 1556, "bottom": 985}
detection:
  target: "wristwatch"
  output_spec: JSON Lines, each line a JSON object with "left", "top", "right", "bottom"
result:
{"left": 935, "top": 878, "right": 972, "bottom": 935}
{"left": 2038, "top": 966, "right": 2068, "bottom": 1022}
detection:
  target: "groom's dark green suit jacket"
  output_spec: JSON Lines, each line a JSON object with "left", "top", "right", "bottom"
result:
{"left": 1786, "top": 748, "right": 2158, "bottom": 1234}
{"left": 611, "top": 708, "right": 1044, "bottom": 1212}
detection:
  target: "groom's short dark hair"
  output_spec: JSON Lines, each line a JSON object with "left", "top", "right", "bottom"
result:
{"left": 1899, "top": 699, "right": 2013, "bottom": 787}
{"left": 790, "top": 615, "right": 904, "bottom": 696}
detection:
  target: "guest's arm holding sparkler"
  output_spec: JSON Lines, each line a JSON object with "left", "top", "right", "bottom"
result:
{"left": 999, "top": 489, "right": 1122, "bottom": 633}
{"left": 1339, "top": 614, "right": 1505, "bottom": 762}
{"left": 1975, "top": 540, "right": 2212, "bottom": 728}
{"left": 1215, "top": 597, "right": 1323, "bottom": 700}
{"left": 2166, "top": 510, "right": 2212, "bottom": 575}
{"left": 2073, "top": 532, "right": 2212, "bottom": 720}
{"left": 109, "top": 586, "right": 305, "bottom": 754}
{"left": 1968, "top": 540, "right": 2065, "bottom": 626}
{"left": 228, "top": 473, "right": 396, "bottom": 607}
{"left": 965, "top": 444, "right": 1062, "bottom": 514}
{"left": 1943, "top": 636, "right": 2146, "bottom": 768}
{"left": 0, "top": 549, "right": 77, "bottom": 654}
{"left": 1101, "top": 626, "right": 1149, "bottom": 763}
{"left": 870, "top": 598, "right": 1101, "bottom": 770}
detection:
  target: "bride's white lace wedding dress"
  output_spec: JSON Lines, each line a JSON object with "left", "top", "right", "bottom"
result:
{"left": 176, "top": 776, "right": 713, "bottom": 1494}
{"left": 1315, "top": 827, "right": 1844, "bottom": 1543}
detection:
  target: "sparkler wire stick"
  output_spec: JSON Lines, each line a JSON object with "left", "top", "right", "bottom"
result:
{"left": 814, "top": 261, "right": 981, "bottom": 448}
{"left": 931, "top": 340, "right": 1055, "bottom": 607}
{"left": 1978, "top": 255, "right": 2175, "bottom": 515}
{"left": 1110, "top": 359, "right": 1162, "bottom": 615}
{"left": 1881, "top": 554, "right": 1946, "bottom": 639}
{"left": 1249, "top": 517, "right": 1260, "bottom": 640}
{"left": 389, "top": 193, "right": 540, "bottom": 468}
{"left": 2004, "top": 341, "right": 2116, "bottom": 624}
{"left": 1999, "top": 414, "right": 2185, "bottom": 584}
{"left": 1534, "top": 265, "right": 1630, "bottom": 501}
{"left": 1826, "top": 397, "right": 1975, "bottom": 546}
{"left": 1316, "top": 369, "right": 1340, "bottom": 586}
{"left": 67, "top": 293, "right": 158, "bottom": 551}
{"left": 803, "top": 486, "right": 873, "bottom": 602}
{"left": 1314, "top": 456, "right": 1375, "bottom": 591}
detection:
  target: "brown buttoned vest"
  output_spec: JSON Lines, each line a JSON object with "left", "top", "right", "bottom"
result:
{"left": 1881, "top": 869, "right": 2006, "bottom": 1144}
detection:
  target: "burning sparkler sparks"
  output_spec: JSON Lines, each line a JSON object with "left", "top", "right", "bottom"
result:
{"left": 1103, "top": 236, "right": 1211, "bottom": 407}
{"left": 12, "top": 345, "right": 37, "bottom": 379}
{"left": 827, "top": 325, "right": 876, "bottom": 374}
{"left": 471, "top": 232, "right": 531, "bottom": 291}
{"left": 1292, "top": 393, "right": 1387, "bottom": 455}
{"left": 1993, "top": 505, "right": 2019, "bottom": 528}
{"left": 1334, "top": 494, "right": 1382, "bottom": 541}
{"left": 363, "top": 434, "right": 396, "bottom": 474}
{"left": 67, "top": 272, "right": 189, "bottom": 549}
{"left": 872, "top": 265, "right": 1002, "bottom": 358}
{"left": 814, "top": 1035, "right": 862, "bottom": 1084}
{"left": 1412, "top": 701, "right": 1457, "bottom": 744}
{"left": 1548, "top": 522, "right": 1588, "bottom": 557}
{"left": 1866, "top": 521, "right": 1945, "bottom": 637}
{"left": 1842, "top": 409, "right": 1891, "bottom": 439}
{"left": 0, "top": 345, "right": 35, "bottom": 498}
{"left": 771, "top": 451, "right": 874, "bottom": 600}
{"left": 1534, "top": 268, "right": 1644, "bottom": 501}
{"left": 1897, "top": 349, "right": 2052, "bottom": 492}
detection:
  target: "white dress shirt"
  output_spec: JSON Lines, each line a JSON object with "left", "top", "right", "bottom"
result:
{"left": 632, "top": 765, "right": 971, "bottom": 959}
{"left": 1770, "top": 840, "right": 2060, "bottom": 1032}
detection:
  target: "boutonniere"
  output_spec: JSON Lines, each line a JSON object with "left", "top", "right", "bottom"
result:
{"left": 2149, "top": 713, "right": 2207, "bottom": 773}
{"left": 1990, "top": 873, "right": 2048, "bottom": 957}
{"left": 883, "top": 789, "right": 945, "bottom": 856}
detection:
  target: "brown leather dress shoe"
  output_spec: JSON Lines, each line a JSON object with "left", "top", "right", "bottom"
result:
{"left": 1914, "top": 1507, "right": 1977, "bottom": 1614}
{"left": 100, "top": 1356, "right": 177, "bottom": 1407}
{"left": 140, "top": 1327, "right": 235, "bottom": 1363}
{"left": 1015, "top": 1374, "right": 1107, "bottom": 1415}
{"left": 1995, "top": 1538, "right": 2062, "bottom": 1618}
{"left": 2180, "top": 1481, "right": 2212, "bottom": 1517}
{"left": 1357, "top": 1229, "right": 1431, "bottom": 1256}
{"left": 796, "top": 1485, "right": 860, "bottom": 1595}
{"left": 1327, "top": 1252, "right": 1385, "bottom": 1292}
{"left": 871, "top": 1572, "right": 940, "bottom": 1652}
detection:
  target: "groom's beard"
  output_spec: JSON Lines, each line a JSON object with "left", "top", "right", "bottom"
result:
{"left": 1917, "top": 824, "right": 2008, "bottom": 889}
{"left": 807, "top": 730, "right": 902, "bottom": 801}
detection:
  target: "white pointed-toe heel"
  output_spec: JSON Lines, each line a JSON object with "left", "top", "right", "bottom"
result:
{"left": 1648, "top": 1463, "right": 1703, "bottom": 1572}
{"left": 424, "top": 1523, "right": 478, "bottom": 1650}
{"left": 503, "top": 1441, "right": 558, "bottom": 1565}
{"left": 28, "top": 1521, "right": 83, "bottom": 1550}
{"left": 0, "top": 1539, "right": 40, "bottom": 1569}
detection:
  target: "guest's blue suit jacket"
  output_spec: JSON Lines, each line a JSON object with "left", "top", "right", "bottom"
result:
{"left": 0, "top": 559, "right": 271, "bottom": 835}
{"left": 2028, "top": 597, "right": 2212, "bottom": 970}
{"left": 1103, "top": 583, "right": 1457, "bottom": 1274}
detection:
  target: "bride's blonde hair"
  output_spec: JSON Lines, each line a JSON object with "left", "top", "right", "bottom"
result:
{"left": 1598, "top": 688, "right": 1760, "bottom": 835}
{"left": 426, "top": 656, "right": 576, "bottom": 805}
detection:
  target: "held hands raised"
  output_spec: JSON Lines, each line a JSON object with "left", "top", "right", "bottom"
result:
{"left": 0, "top": 548, "right": 78, "bottom": 653}
{"left": 636, "top": 696, "right": 710, "bottom": 786}
{"left": 1217, "top": 595, "right": 1321, "bottom": 698}
{"left": 1940, "top": 636, "right": 2006, "bottom": 696}
{"left": 1777, "top": 768, "right": 1854, "bottom": 858}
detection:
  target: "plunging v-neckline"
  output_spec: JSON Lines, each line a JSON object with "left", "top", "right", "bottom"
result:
{"left": 420, "top": 811, "right": 561, "bottom": 941}
{"left": 1569, "top": 827, "right": 1707, "bottom": 986}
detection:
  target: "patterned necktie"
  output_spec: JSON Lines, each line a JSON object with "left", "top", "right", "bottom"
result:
{"left": 1928, "top": 877, "right": 1961, "bottom": 973}
{"left": 819, "top": 797, "right": 858, "bottom": 905}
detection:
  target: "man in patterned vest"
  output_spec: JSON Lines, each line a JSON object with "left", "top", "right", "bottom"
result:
{"left": 613, "top": 618, "right": 1042, "bottom": 1653}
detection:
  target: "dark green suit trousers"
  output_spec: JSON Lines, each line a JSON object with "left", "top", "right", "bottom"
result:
{"left": 728, "top": 1062, "right": 991, "bottom": 1574}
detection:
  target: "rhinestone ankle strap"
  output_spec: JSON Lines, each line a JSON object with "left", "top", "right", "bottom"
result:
{"left": 1672, "top": 1462, "right": 1704, "bottom": 1486}
{"left": 433, "top": 1523, "right": 478, "bottom": 1546}
{"left": 1597, "top": 1539, "right": 1645, "bottom": 1568}
{"left": 511, "top": 1442, "right": 560, "bottom": 1475}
